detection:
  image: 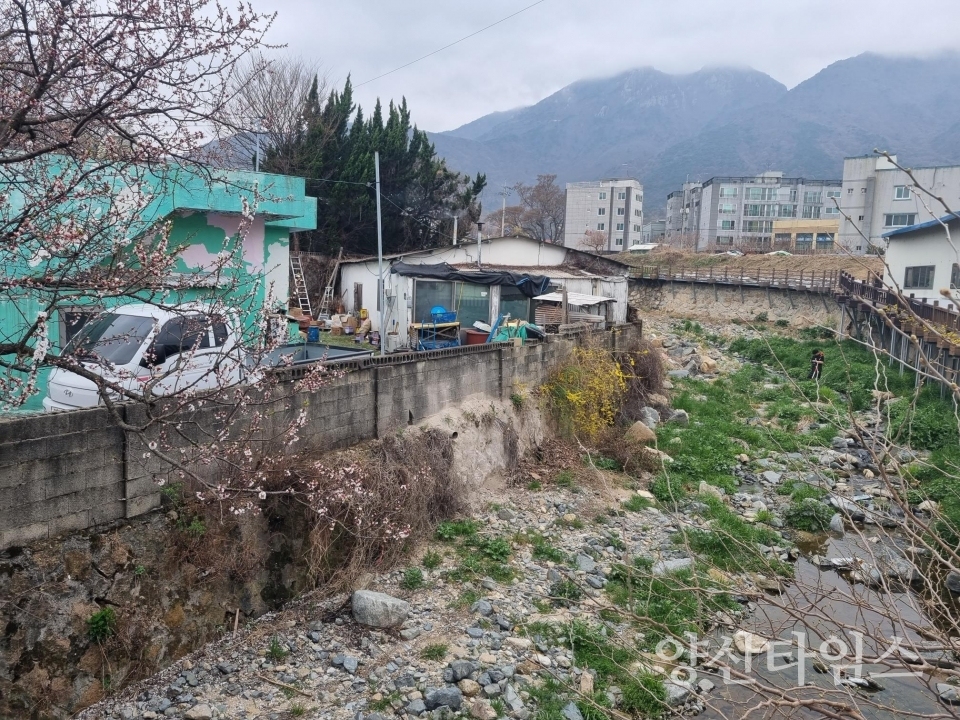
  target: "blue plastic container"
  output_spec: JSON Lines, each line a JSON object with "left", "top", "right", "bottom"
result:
{"left": 307, "top": 326, "right": 320, "bottom": 342}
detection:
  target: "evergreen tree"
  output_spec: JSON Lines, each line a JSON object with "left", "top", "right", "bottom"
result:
{"left": 265, "top": 78, "right": 485, "bottom": 256}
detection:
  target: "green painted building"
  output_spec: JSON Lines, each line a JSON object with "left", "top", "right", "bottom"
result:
{"left": 0, "top": 161, "right": 317, "bottom": 410}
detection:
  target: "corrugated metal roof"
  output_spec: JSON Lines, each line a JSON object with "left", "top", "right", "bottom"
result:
{"left": 883, "top": 212, "right": 960, "bottom": 239}
{"left": 533, "top": 292, "right": 615, "bottom": 306}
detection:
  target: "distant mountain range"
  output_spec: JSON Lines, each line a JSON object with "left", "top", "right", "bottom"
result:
{"left": 427, "top": 53, "right": 960, "bottom": 215}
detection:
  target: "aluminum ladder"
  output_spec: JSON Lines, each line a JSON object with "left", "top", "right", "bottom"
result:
{"left": 290, "top": 253, "right": 312, "bottom": 317}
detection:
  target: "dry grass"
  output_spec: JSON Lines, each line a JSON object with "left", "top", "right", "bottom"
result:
{"left": 613, "top": 247, "right": 883, "bottom": 278}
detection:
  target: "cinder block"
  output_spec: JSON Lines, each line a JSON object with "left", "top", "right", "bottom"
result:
{"left": 126, "top": 493, "right": 161, "bottom": 518}
{"left": 89, "top": 500, "right": 125, "bottom": 525}
{"left": 0, "top": 521, "right": 48, "bottom": 549}
{"left": 46, "top": 510, "right": 90, "bottom": 537}
{"left": 43, "top": 471, "right": 87, "bottom": 500}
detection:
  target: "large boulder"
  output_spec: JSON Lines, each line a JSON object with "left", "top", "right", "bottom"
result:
{"left": 626, "top": 421, "right": 657, "bottom": 445}
{"left": 639, "top": 406, "right": 661, "bottom": 429}
{"left": 351, "top": 590, "right": 411, "bottom": 628}
{"left": 425, "top": 687, "right": 464, "bottom": 711}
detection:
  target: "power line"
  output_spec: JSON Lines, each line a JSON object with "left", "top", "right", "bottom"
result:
{"left": 355, "top": 0, "right": 550, "bottom": 88}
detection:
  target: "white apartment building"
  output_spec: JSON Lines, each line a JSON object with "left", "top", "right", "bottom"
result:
{"left": 838, "top": 155, "right": 960, "bottom": 254}
{"left": 562, "top": 179, "right": 643, "bottom": 252}
{"left": 664, "top": 172, "right": 843, "bottom": 251}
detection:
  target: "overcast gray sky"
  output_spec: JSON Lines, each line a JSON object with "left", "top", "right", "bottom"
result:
{"left": 262, "top": 0, "right": 960, "bottom": 132}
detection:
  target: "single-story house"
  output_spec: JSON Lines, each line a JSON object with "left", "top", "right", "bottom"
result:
{"left": 883, "top": 212, "right": 960, "bottom": 309}
{"left": 1, "top": 162, "right": 317, "bottom": 410}
{"left": 337, "top": 236, "right": 630, "bottom": 350}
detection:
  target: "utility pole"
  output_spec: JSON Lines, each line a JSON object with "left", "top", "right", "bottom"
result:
{"left": 452, "top": 215, "right": 458, "bottom": 246}
{"left": 499, "top": 184, "right": 509, "bottom": 236}
{"left": 476, "top": 221, "right": 484, "bottom": 268}
{"left": 375, "top": 151, "right": 386, "bottom": 355}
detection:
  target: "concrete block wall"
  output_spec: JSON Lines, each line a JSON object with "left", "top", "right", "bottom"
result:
{"left": 0, "top": 407, "right": 126, "bottom": 548}
{"left": 0, "top": 326, "right": 641, "bottom": 549}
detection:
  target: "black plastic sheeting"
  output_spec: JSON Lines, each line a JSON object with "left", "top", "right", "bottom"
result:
{"left": 390, "top": 261, "right": 551, "bottom": 298}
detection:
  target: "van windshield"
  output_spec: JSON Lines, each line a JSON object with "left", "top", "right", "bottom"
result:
{"left": 63, "top": 313, "right": 155, "bottom": 366}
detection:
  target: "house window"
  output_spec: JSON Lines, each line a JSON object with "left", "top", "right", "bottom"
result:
{"left": 413, "top": 280, "right": 490, "bottom": 327}
{"left": 500, "top": 285, "right": 531, "bottom": 323}
{"left": 720, "top": 220, "right": 735, "bottom": 230}
{"left": 952, "top": 263, "right": 960, "bottom": 290}
{"left": 616, "top": 222, "right": 624, "bottom": 231}
{"left": 634, "top": 209, "right": 641, "bottom": 217}
{"left": 827, "top": 190, "right": 842, "bottom": 199}
{"left": 884, "top": 213, "right": 917, "bottom": 227}
{"left": 803, "top": 191, "right": 822, "bottom": 204}
{"left": 719, "top": 203, "right": 737, "bottom": 214}
{"left": 779, "top": 204, "right": 797, "bottom": 218}
{"left": 597, "top": 223, "right": 605, "bottom": 231}
{"left": 816, "top": 233, "right": 835, "bottom": 249}
{"left": 597, "top": 207, "right": 606, "bottom": 216}
{"left": 720, "top": 186, "right": 738, "bottom": 198}
{"left": 904, "top": 266, "right": 935, "bottom": 289}
{"left": 635, "top": 193, "right": 641, "bottom": 202}
{"left": 599, "top": 192, "right": 607, "bottom": 200}
{"left": 615, "top": 237, "right": 623, "bottom": 246}
{"left": 825, "top": 206, "right": 840, "bottom": 215}
{"left": 774, "top": 233, "right": 792, "bottom": 244}
{"left": 894, "top": 185, "right": 911, "bottom": 200}
{"left": 617, "top": 207, "right": 625, "bottom": 216}
{"left": 745, "top": 187, "right": 762, "bottom": 201}
{"left": 795, "top": 233, "right": 813, "bottom": 249}
{"left": 633, "top": 224, "right": 641, "bottom": 232}
{"left": 716, "top": 236, "right": 734, "bottom": 245}
{"left": 743, "top": 220, "right": 773, "bottom": 233}
{"left": 617, "top": 191, "right": 626, "bottom": 200}
{"left": 802, "top": 205, "right": 822, "bottom": 219}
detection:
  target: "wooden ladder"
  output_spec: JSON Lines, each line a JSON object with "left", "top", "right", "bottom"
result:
{"left": 290, "top": 253, "right": 312, "bottom": 318}
{"left": 317, "top": 248, "right": 343, "bottom": 318}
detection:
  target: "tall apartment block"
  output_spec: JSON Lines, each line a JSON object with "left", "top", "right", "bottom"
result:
{"left": 562, "top": 179, "right": 643, "bottom": 252}
{"left": 664, "top": 172, "right": 843, "bottom": 251}
{"left": 838, "top": 155, "right": 960, "bottom": 253}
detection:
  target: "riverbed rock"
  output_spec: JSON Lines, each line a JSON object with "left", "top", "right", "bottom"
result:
{"left": 665, "top": 682, "right": 692, "bottom": 707}
{"left": 733, "top": 630, "right": 769, "bottom": 655}
{"left": 668, "top": 409, "right": 690, "bottom": 426}
{"left": 698, "top": 481, "right": 724, "bottom": 500}
{"left": 626, "top": 421, "right": 657, "bottom": 445}
{"left": 939, "top": 683, "right": 960, "bottom": 705}
{"left": 639, "top": 407, "right": 661, "bottom": 429}
{"left": 946, "top": 571, "right": 960, "bottom": 594}
{"left": 352, "top": 590, "right": 411, "bottom": 628}
{"left": 184, "top": 705, "right": 213, "bottom": 720}
{"left": 652, "top": 558, "right": 692, "bottom": 575}
{"left": 425, "top": 687, "right": 464, "bottom": 711}
{"left": 828, "top": 514, "right": 845, "bottom": 535}
{"left": 561, "top": 701, "right": 584, "bottom": 720}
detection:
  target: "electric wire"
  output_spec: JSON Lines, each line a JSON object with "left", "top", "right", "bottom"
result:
{"left": 355, "top": 0, "right": 549, "bottom": 88}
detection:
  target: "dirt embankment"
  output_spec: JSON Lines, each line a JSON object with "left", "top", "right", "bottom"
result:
{"left": 614, "top": 249, "right": 883, "bottom": 279}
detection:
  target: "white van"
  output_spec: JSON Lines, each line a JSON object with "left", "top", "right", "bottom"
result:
{"left": 42, "top": 303, "right": 244, "bottom": 411}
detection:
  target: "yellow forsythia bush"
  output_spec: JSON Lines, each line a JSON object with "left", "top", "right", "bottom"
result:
{"left": 541, "top": 346, "right": 627, "bottom": 441}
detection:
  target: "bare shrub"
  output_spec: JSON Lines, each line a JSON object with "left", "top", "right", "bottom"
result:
{"left": 264, "top": 428, "right": 467, "bottom": 590}
{"left": 613, "top": 336, "right": 666, "bottom": 423}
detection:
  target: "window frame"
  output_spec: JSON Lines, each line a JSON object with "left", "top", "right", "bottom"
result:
{"left": 904, "top": 265, "right": 935, "bottom": 289}
{"left": 894, "top": 185, "right": 911, "bottom": 200}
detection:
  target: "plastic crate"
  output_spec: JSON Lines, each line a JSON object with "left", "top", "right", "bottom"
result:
{"left": 430, "top": 310, "right": 457, "bottom": 323}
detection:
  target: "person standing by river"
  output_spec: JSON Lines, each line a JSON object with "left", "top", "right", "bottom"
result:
{"left": 810, "top": 349, "right": 825, "bottom": 380}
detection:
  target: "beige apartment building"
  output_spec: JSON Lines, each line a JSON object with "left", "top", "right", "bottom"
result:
{"left": 772, "top": 218, "right": 840, "bottom": 253}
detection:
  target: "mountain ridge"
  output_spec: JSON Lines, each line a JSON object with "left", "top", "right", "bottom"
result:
{"left": 427, "top": 53, "right": 960, "bottom": 214}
